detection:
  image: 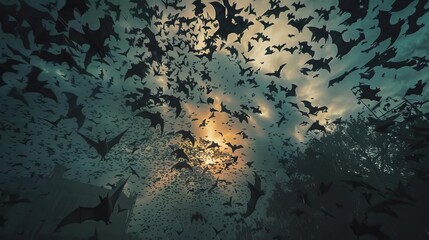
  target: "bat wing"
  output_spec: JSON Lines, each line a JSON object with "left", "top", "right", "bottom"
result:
{"left": 55, "top": 206, "right": 98, "bottom": 231}
{"left": 242, "top": 172, "right": 263, "bottom": 218}
{"left": 77, "top": 132, "right": 99, "bottom": 150}
{"left": 125, "top": 62, "right": 150, "bottom": 80}
{"left": 107, "top": 129, "right": 128, "bottom": 152}
{"left": 210, "top": 2, "right": 226, "bottom": 25}
{"left": 171, "top": 161, "right": 193, "bottom": 171}
{"left": 109, "top": 178, "right": 128, "bottom": 213}
{"left": 23, "top": 66, "right": 57, "bottom": 102}
{"left": 301, "top": 100, "right": 313, "bottom": 111}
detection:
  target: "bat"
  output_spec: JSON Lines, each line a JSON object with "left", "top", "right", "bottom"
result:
{"left": 328, "top": 67, "right": 358, "bottom": 87}
{"left": 226, "top": 142, "right": 243, "bottom": 153}
{"left": 176, "top": 130, "right": 195, "bottom": 146}
{"left": 304, "top": 57, "right": 332, "bottom": 72}
{"left": 265, "top": 63, "right": 286, "bottom": 78}
{"left": 161, "top": 95, "right": 182, "bottom": 118}
{"left": 307, "top": 25, "right": 329, "bottom": 43}
{"left": 68, "top": 15, "right": 116, "bottom": 68}
{"left": 288, "top": 16, "right": 314, "bottom": 32}
{"left": 329, "top": 30, "right": 365, "bottom": 59}
{"left": 22, "top": 66, "right": 57, "bottom": 102}
{"left": 55, "top": 178, "right": 128, "bottom": 231}
{"left": 135, "top": 111, "right": 164, "bottom": 135}
{"left": 405, "top": 80, "right": 426, "bottom": 96}
{"left": 262, "top": 4, "right": 289, "bottom": 18}
{"left": 242, "top": 172, "right": 264, "bottom": 218}
{"left": 125, "top": 61, "right": 150, "bottom": 80}
{"left": 77, "top": 128, "right": 128, "bottom": 160}
{"left": 292, "top": 1, "right": 306, "bottom": 11}
{"left": 171, "top": 161, "right": 193, "bottom": 172}
{"left": 63, "top": 92, "right": 86, "bottom": 129}
{"left": 171, "top": 148, "right": 189, "bottom": 161}
{"left": 307, "top": 120, "right": 326, "bottom": 133}
{"left": 190, "top": 212, "right": 207, "bottom": 223}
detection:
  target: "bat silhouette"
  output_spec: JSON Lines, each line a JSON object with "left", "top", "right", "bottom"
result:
{"left": 307, "top": 25, "right": 329, "bottom": 43}
{"left": 44, "top": 115, "right": 64, "bottom": 128}
{"left": 337, "top": 0, "right": 369, "bottom": 25}
{"left": 176, "top": 130, "right": 195, "bottom": 146}
{"left": 135, "top": 111, "right": 164, "bottom": 135}
{"left": 63, "top": 92, "right": 86, "bottom": 129}
{"left": 265, "top": 63, "right": 286, "bottom": 78}
{"left": 125, "top": 61, "right": 150, "bottom": 81}
{"left": 210, "top": 0, "right": 253, "bottom": 39}
{"left": 226, "top": 142, "right": 243, "bottom": 153}
{"left": 68, "top": 15, "right": 116, "bottom": 68}
{"left": 298, "top": 41, "right": 315, "bottom": 56}
{"left": 329, "top": 30, "right": 365, "bottom": 59}
{"left": 55, "top": 178, "right": 128, "bottom": 231}
{"left": 22, "top": 66, "right": 57, "bottom": 102}
{"left": 328, "top": 67, "right": 358, "bottom": 87}
{"left": 161, "top": 95, "right": 182, "bottom": 118}
{"left": 405, "top": 0, "right": 428, "bottom": 35}
{"left": 171, "top": 148, "right": 189, "bottom": 161}
{"left": 289, "top": 16, "right": 314, "bottom": 32}
{"left": 191, "top": 212, "right": 207, "bottom": 223}
{"left": 305, "top": 57, "right": 332, "bottom": 72}
{"left": 292, "top": 1, "right": 306, "bottom": 11}
{"left": 307, "top": 120, "right": 326, "bottom": 133}
{"left": 171, "top": 161, "right": 193, "bottom": 172}
{"left": 77, "top": 128, "right": 128, "bottom": 160}
{"left": 405, "top": 80, "right": 426, "bottom": 96}
{"left": 242, "top": 172, "right": 264, "bottom": 218}
{"left": 262, "top": 4, "right": 289, "bottom": 18}
{"left": 352, "top": 84, "right": 382, "bottom": 101}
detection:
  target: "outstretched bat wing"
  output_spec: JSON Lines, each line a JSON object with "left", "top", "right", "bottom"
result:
{"left": 171, "top": 161, "right": 193, "bottom": 171}
{"left": 77, "top": 132, "right": 99, "bottom": 150}
{"left": 242, "top": 172, "right": 263, "bottom": 218}
{"left": 107, "top": 129, "right": 128, "bottom": 152}
{"left": 55, "top": 206, "right": 99, "bottom": 231}
{"left": 109, "top": 178, "right": 128, "bottom": 213}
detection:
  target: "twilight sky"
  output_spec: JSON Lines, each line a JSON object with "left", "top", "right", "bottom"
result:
{"left": 0, "top": 0, "right": 428, "bottom": 239}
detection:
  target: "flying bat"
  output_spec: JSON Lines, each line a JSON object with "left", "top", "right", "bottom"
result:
{"left": 262, "top": 4, "right": 289, "bottom": 18}
{"left": 161, "top": 95, "right": 182, "bottom": 118}
{"left": 135, "top": 111, "right": 164, "bottom": 135}
{"left": 242, "top": 172, "right": 264, "bottom": 218}
{"left": 328, "top": 67, "right": 358, "bottom": 87}
{"left": 171, "top": 161, "right": 193, "bottom": 172}
{"left": 77, "top": 129, "right": 128, "bottom": 160}
{"left": 265, "top": 63, "right": 286, "bottom": 78}
{"left": 55, "top": 178, "right": 128, "bottom": 231}
{"left": 22, "top": 66, "right": 57, "bottom": 102}
{"left": 125, "top": 61, "right": 150, "bottom": 81}
{"left": 191, "top": 212, "right": 207, "bottom": 223}
{"left": 63, "top": 92, "right": 85, "bottom": 129}
{"left": 176, "top": 130, "right": 195, "bottom": 146}
{"left": 68, "top": 15, "right": 116, "bottom": 68}
{"left": 226, "top": 142, "right": 243, "bottom": 153}
{"left": 307, "top": 25, "right": 329, "bottom": 43}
